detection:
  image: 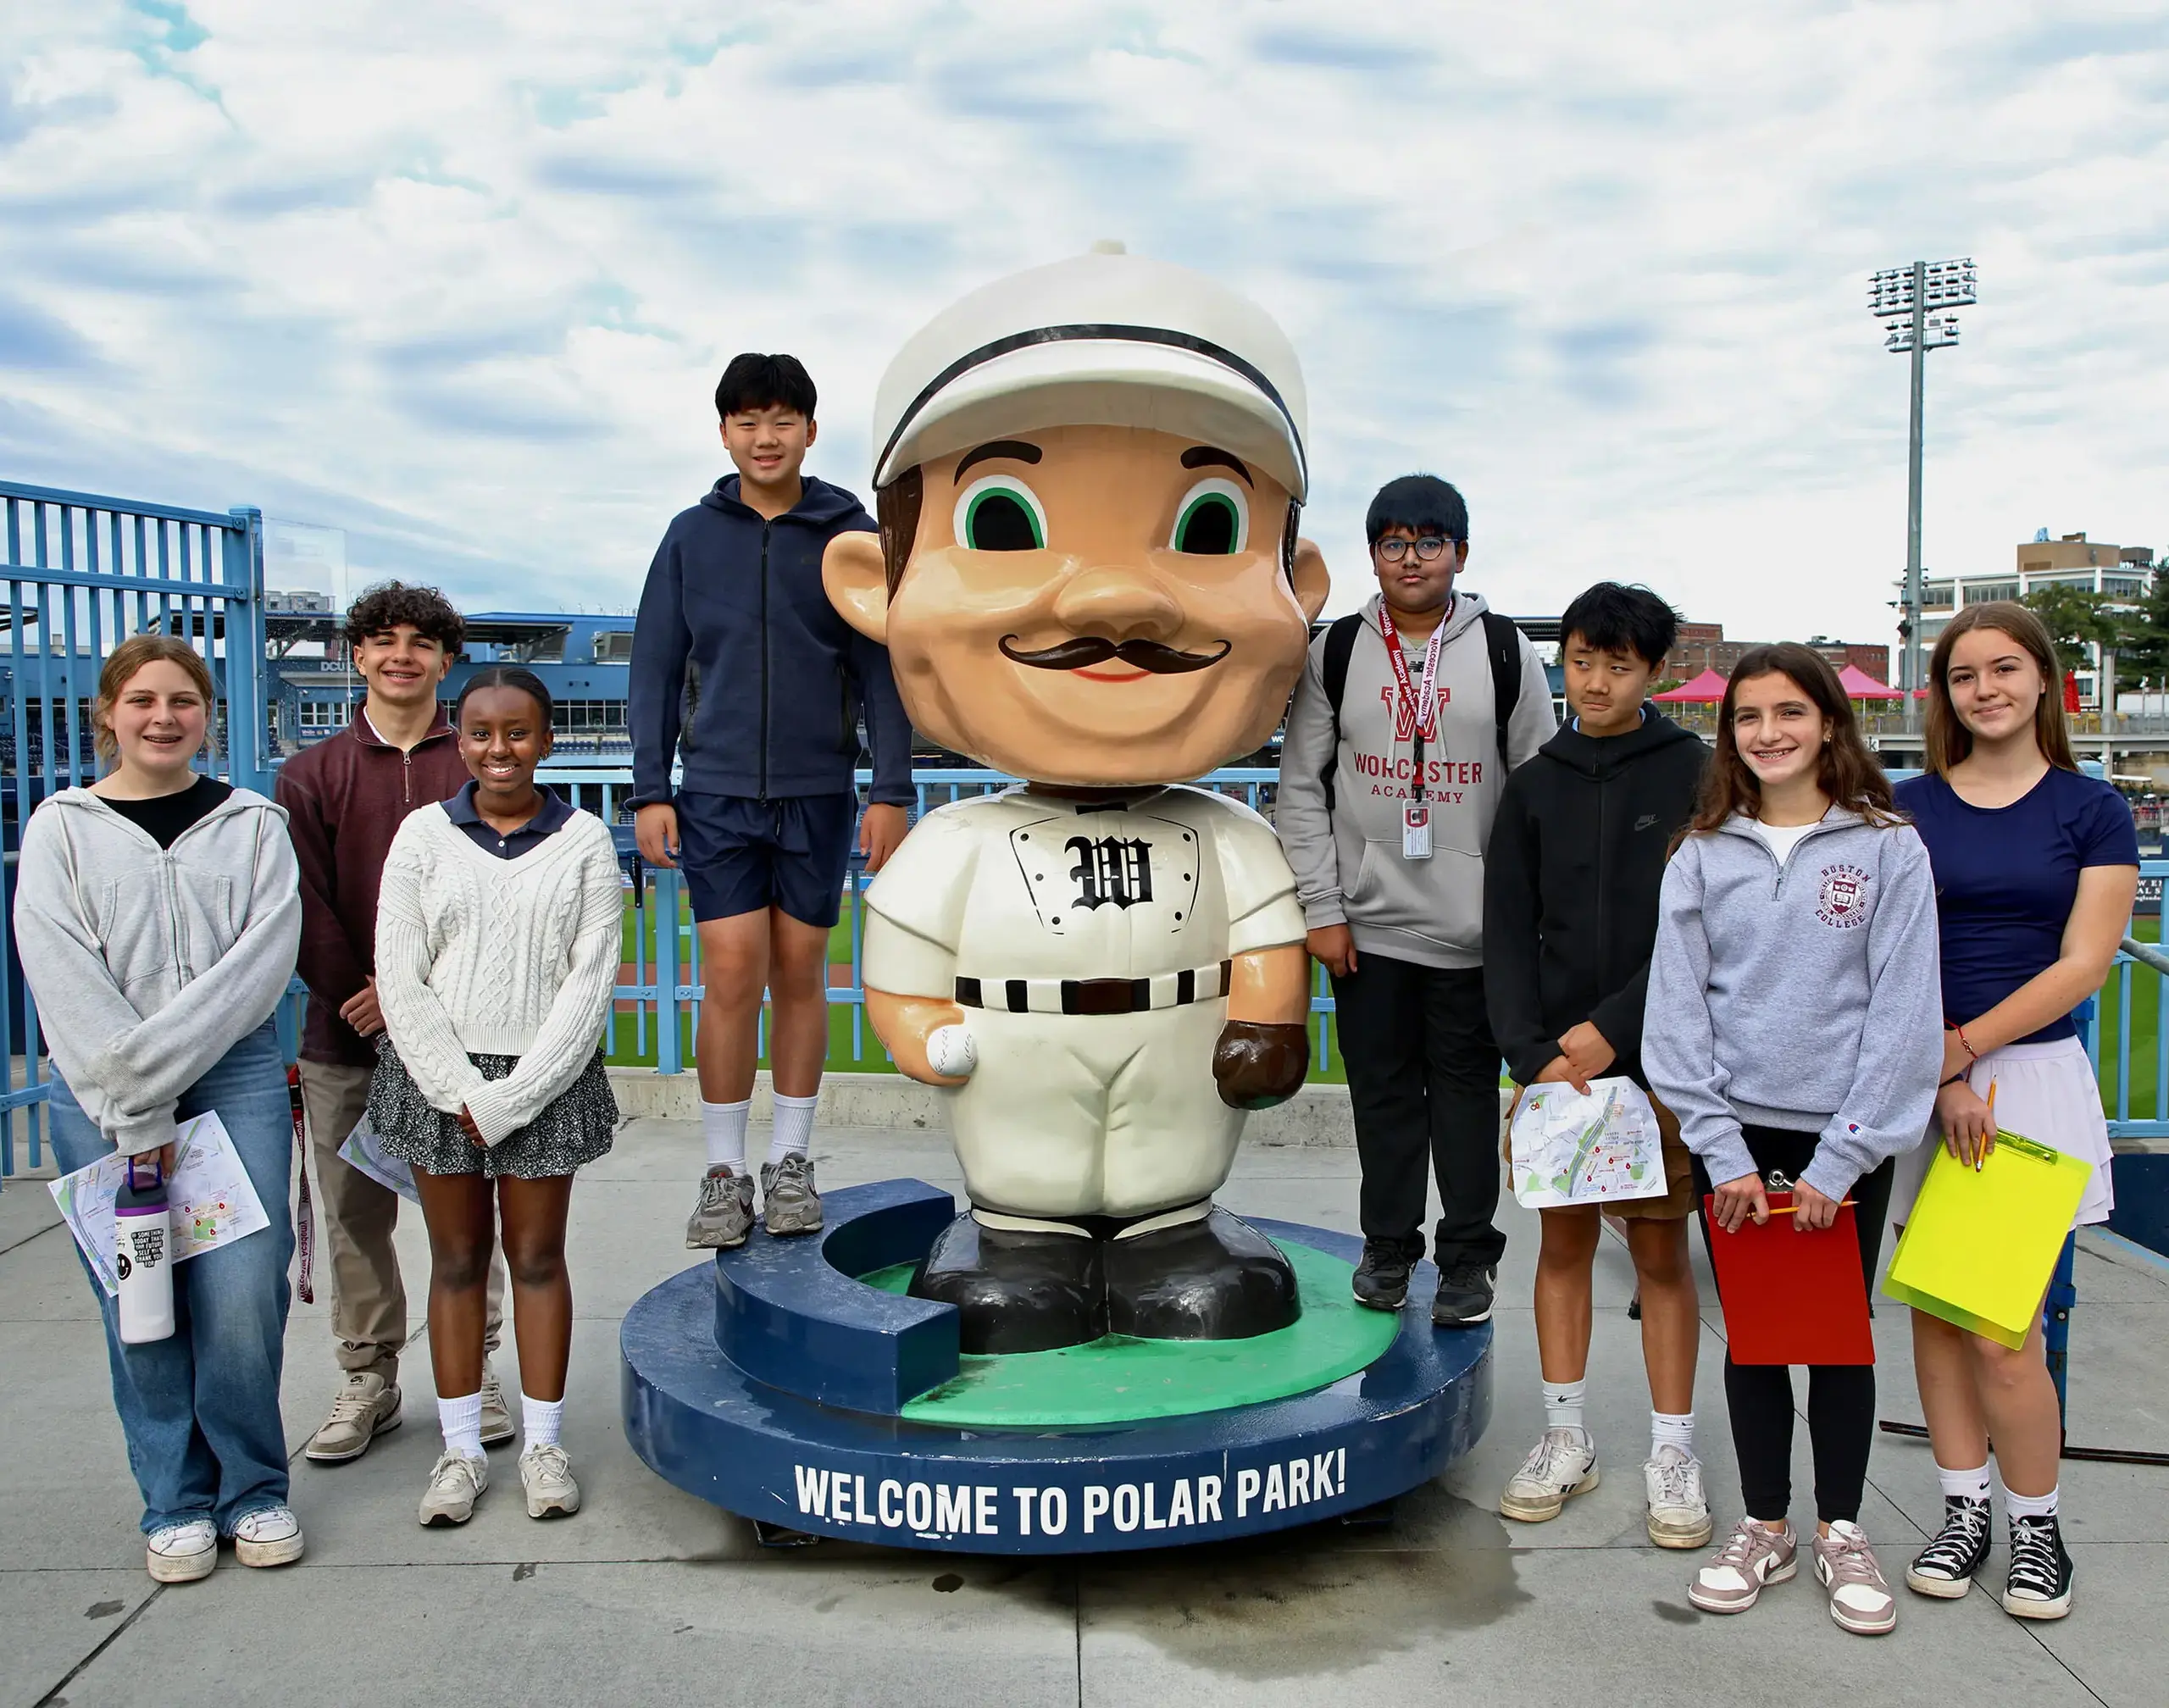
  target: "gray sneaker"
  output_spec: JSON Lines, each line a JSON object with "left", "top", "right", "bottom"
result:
{"left": 305, "top": 1370, "right": 402, "bottom": 1463}
{"left": 761, "top": 1152, "right": 824, "bottom": 1236}
{"left": 686, "top": 1165, "right": 756, "bottom": 1249}
{"left": 478, "top": 1364, "right": 516, "bottom": 1447}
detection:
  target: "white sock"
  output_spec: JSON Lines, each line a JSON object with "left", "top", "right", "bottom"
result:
{"left": 1938, "top": 1461, "right": 1992, "bottom": 1504}
{"left": 2004, "top": 1483, "right": 2059, "bottom": 1521}
{"left": 1542, "top": 1378, "right": 1588, "bottom": 1439}
{"left": 437, "top": 1391, "right": 483, "bottom": 1458}
{"left": 768, "top": 1092, "right": 818, "bottom": 1166}
{"left": 701, "top": 1098, "right": 750, "bottom": 1172}
{"left": 521, "top": 1393, "right": 563, "bottom": 1450}
{"left": 1650, "top": 1410, "right": 1695, "bottom": 1459}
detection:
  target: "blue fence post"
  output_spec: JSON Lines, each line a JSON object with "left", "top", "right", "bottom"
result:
{"left": 655, "top": 866, "right": 684, "bottom": 1075}
{"left": 223, "top": 507, "right": 268, "bottom": 793}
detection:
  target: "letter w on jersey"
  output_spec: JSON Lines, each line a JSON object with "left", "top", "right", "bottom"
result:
{"left": 1068, "top": 835, "right": 1154, "bottom": 910}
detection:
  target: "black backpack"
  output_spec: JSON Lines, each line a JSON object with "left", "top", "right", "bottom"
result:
{"left": 1318, "top": 608, "right": 1523, "bottom": 811}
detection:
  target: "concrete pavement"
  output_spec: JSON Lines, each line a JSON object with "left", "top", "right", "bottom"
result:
{"left": 3, "top": 1117, "right": 2165, "bottom": 1706}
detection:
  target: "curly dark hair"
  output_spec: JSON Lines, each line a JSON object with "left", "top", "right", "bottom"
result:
{"left": 342, "top": 580, "right": 466, "bottom": 652}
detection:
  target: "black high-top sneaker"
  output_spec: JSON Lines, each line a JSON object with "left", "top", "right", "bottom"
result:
{"left": 1905, "top": 1495, "right": 1991, "bottom": 1597}
{"left": 2002, "top": 1513, "right": 2074, "bottom": 1620}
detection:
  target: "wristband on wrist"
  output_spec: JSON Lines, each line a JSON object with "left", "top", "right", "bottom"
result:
{"left": 1955, "top": 1023, "right": 1979, "bottom": 1062}
{"left": 1939, "top": 1071, "right": 1968, "bottom": 1088}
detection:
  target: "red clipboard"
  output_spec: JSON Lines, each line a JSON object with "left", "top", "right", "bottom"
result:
{"left": 1703, "top": 1192, "right": 1875, "bottom": 1366}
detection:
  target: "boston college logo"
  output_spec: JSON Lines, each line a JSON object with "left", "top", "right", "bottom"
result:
{"left": 1068, "top": 835, "right": 1155, "bottom": 910}
{"left": 1817, "top": 863, "right": 1870, "bottom": 929}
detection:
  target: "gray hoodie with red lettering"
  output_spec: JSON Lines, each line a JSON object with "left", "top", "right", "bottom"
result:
{"left": 1276, "top": 591, "right": 1556, "bottom": 970}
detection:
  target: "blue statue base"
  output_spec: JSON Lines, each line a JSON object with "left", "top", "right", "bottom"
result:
{"left": 620, "top": 1178, "right": 1491, "bottom": 1554}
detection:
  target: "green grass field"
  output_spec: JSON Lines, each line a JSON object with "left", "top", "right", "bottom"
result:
{"left": 610, "top": 891, "right": 2160, "bottom": 1110}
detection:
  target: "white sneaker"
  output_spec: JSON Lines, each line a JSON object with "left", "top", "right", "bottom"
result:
{"left": 145, "top": 1517, "right": 217, "bottom": 1583}
{"left": 419, "top": 1451, "right": 490, "bottom": 1527}
{"left": 230, "top": 1505, "right": 305, "bottom": 1568}
{"left": 1813, "top": 1519, "right": 1899, "bottom": 1636}
{"left": 1500, "top": 1427, "right": 1599, "bottom": 1522}
{"left": 520, "top": 1444, "right": 581, "bottom": 1518}
{"left": 1644, "top": 1445, "right": 1714, "bottom": 1550}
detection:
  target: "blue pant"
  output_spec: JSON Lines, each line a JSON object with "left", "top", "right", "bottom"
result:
{"left": 47, "top": 1022, "right": 297, "bottom": 1535}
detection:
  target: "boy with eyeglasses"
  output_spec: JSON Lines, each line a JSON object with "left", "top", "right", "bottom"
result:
{"left": 1278, "top": 474, "right": 1556, "bottom": 1325}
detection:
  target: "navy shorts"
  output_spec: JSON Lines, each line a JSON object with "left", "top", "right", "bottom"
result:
{"left": 673, "top": 791, "right": 858, "bottom": 928}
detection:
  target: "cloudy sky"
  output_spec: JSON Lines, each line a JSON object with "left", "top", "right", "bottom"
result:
{"left": 4, "top": 2, "right": 2164, "bottom": 655}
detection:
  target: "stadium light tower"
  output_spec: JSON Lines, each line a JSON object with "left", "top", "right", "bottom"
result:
{"left": 1870, "top": 258, "right": 1976, "bottom": 695}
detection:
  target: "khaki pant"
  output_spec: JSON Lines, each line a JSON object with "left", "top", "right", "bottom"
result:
{"left": 299, "top": 1058, "right": 504, "bottom": 1384}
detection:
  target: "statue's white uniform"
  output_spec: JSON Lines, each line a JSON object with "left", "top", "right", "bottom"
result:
{"left": 864, "top": 785, "right": 1306, "bottom": 1221}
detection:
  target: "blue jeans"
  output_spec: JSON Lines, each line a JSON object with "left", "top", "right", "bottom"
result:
{"left": 47, "top": 1023, "right": 297, "bottom": 1535}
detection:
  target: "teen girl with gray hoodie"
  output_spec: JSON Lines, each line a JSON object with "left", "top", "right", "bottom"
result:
{"left": 1644, "top": 643, "right": 1941, "bottom": 1639}
{"left": 14, "top": 635, "right": 303, "bottom": 1586}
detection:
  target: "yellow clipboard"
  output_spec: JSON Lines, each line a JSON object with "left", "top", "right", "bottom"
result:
{"left": 1881, "top": 1128, "right": 2092, "bottom": 1350}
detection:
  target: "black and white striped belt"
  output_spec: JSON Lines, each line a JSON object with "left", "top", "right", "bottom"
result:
{"left": 954, "top": 960, "right": 1234, "bottom": 1017}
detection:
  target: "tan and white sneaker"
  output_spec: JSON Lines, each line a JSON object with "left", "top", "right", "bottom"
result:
{"left": 1813, "top": 1520, "right": 1898, "bottom": 1635}
{"left": 1500, "top": 1428, "right": 1600, "bottom": 1523}
{"left": 1689, "top": 1517, "right": 1799, "bottom": 1613}
{"left": 520, "top": 1444, "right": 581, "bottom": 1518}
{"left": 305, "top": 1370, "right": 402, "bottom": 1463}
{"left": 478, "top": 1366, "right": 516, "bottom": 1447}
{"left": 1645, "top": 1446, "right": 1715, "bottom": 1550}
{"left": 418, "top": 1451, "right": 489, "bottom": 1527}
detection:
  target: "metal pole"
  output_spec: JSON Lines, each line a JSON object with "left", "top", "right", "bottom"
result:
{"left": 1903, "top": 261, "right": 1927, "bottom": 696}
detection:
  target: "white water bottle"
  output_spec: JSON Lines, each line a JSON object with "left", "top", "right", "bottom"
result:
{"left": 114, "top": 1156, "right": 175, "bottom": 1345}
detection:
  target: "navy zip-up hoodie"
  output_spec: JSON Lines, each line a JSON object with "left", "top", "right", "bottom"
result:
{"left": 630, "top": 474, "right": 914, "bottom": 808}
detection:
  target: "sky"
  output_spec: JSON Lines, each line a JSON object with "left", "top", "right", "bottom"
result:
{"left": 3, "top": 1, "right": 2166, "bottom": 654}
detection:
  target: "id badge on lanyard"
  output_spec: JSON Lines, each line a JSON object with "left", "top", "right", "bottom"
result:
{"left": 1379, "top": 606, "right": 1444, "bottom": 862}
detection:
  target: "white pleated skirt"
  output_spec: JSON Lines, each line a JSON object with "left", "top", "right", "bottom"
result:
{"left": 1890, "top": 1035, "right": 2115, "bottom": 1231}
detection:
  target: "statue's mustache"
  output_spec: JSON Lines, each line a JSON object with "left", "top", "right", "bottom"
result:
{"left": 997, "top": 635, "right": 1232, "bottom": 674}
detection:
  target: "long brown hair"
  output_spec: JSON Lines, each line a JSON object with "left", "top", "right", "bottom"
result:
{"left": 1922, "top": 600, "right": 2077, "bottom": 778}
{"left": 1683, "top": 643, "right": 1897, "bottom": 839}
{"left": 92, "top": 635, "right": 218, "bottom": 766}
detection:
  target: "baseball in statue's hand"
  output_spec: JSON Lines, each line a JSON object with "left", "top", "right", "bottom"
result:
{"left": 1212, "top": 1020, "right": 1310, "bottom": 1110}
{"left": 924, "top": 1023, "right": 979, "bottom": 1079}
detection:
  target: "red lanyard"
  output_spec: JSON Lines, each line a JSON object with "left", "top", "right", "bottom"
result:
{"left": 1377, "top": 603, "right": 1445, "bottom": 743}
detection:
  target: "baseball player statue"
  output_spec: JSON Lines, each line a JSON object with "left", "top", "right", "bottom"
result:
{"left": 822, "top": 245, "right": 1331, "bottom": 1355}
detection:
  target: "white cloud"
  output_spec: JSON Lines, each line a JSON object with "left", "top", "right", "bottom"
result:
{"left": 2, "top": 0, "right": 2165, "bottom": 660}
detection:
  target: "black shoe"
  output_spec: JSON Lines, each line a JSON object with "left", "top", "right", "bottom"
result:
{"left": 2002, "top": 1514, "right": 2074, "bottom": 1620}
{"left": 1101, "top": 1207, "right": 1301, "bottom": 1341}
{"left": 1351, "top": 1237, "right": 1417, "bottom": 1310}
{"left": 909, "top": 1214, "right": 1102, "bottom": 1354}
{"left": 1430, "top": 1262, "right": 1496, "bottom": 1327}
{"left": 1906, "top": 1494, "right": 1991, "bottom": 1598}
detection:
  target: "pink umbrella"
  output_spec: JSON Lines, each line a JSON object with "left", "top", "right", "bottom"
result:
{"left": 1654, "top": 668, "right": 1729, "bottom": 703}
{"left": 1836, "top": 664, "right": 1902, "bottom": 700}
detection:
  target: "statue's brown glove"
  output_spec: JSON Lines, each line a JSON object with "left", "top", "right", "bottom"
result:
{"left": 1212, "top": 1020, "right": 1311, "bottom": 1110}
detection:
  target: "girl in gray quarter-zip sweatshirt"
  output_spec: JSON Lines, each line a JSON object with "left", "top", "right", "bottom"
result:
{"left": 1642, "top": 808, "right": 1944, "bottom": 1204}
{"left": 14, "top": 787, "right": 301, "bottom": 1157}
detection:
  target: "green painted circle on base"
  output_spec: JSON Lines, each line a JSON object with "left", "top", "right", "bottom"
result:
{"left": 859, "top": 1239, "right": 1397, "bottom": 1427}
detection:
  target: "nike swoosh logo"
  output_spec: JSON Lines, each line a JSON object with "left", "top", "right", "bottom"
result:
{"left": 1634, "top": 814, "right": 1658, "bottom": 830}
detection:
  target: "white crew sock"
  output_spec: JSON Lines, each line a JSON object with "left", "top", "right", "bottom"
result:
{"left": 701, "top": 1098, "right": 750, "bottom": 1172}
{"left": 2004, "top": 1483, "right": 2060, "bottom": 1521}
{"left": 437, "top": 1390, "right": 484, "bottom": 1458}
{"left": 768, "top": 1092, "right": 818, "bottom": 1166}
{"left": 1542, "top": 1378, "right": 1588, "bottom": 1440}
{"left": 1650, "top": 1410, "right": 1695, "bottom": 1459}
{"left": 1938, "top": 1461, "right": 1993, "bottom": 1504}
{"left": 521, "top": 1393, "right": 564, "bottom": 1450}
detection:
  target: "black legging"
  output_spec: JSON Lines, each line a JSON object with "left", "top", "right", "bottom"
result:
{"left": 1694, "top": 1124, "right": 1895, "bottom": 1526}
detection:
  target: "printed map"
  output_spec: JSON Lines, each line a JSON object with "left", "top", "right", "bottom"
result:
{"left": 1510, "top": 1078, "right": 1667, "bottom": 1209}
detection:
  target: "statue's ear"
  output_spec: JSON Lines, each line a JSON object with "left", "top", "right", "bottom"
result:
{"left": 824, "top": 532, "right": 890, "bottom": 643}
{"left": 1290, "top": 538, "right": 1329, "bottom": 623}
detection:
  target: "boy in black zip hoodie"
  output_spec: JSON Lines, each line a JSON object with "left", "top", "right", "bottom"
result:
{"left": 630, "top": 353, "right": 915, "bottom": 1250}
{"left": 1483, "top": 583, "right": 1712, "bottom": 1550}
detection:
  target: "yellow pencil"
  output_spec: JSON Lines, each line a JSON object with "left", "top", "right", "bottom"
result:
{"left": 1768, "top": 1201, "right": 1856, "bottom": 1215}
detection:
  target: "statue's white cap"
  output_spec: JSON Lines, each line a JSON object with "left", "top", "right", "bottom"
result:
{"left": 871, "top": 244, "right": 1309, "bottom": 501}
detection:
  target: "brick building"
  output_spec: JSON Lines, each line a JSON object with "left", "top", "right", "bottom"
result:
{"left": 1663, "top": 624, "right": 1890, "bottom": 685}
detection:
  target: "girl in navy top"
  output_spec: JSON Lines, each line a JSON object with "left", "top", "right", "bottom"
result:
{"left": 1892, "top": 601, "right": 2138, "bottom": 1625}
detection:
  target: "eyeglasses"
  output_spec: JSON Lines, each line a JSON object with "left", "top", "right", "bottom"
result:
{"left": 1375, "top": 536, "right": 1456, "bottom": 563}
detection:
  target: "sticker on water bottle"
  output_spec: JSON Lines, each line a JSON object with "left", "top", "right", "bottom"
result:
{"left": 1402, "top": 802, "right": 1433, "bottom": 861}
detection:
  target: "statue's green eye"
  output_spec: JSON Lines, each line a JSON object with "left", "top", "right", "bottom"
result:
{"left": 954, "top": 475, "right": 1046, "bottom": 551}
{"left": 1169, "top": 479, "right": 1248, "bottom": 555}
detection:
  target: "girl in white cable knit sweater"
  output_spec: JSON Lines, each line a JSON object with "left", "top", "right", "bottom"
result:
{"left": 370, "top": 668, "right": 622, "bottom": 1528}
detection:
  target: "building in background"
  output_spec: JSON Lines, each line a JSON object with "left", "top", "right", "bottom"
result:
{"left": 1917, "top": 533, "right": 2155, "bottom": 707}
{"left": 1663, "top": 623, "right": 1889, "bottom": 685}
